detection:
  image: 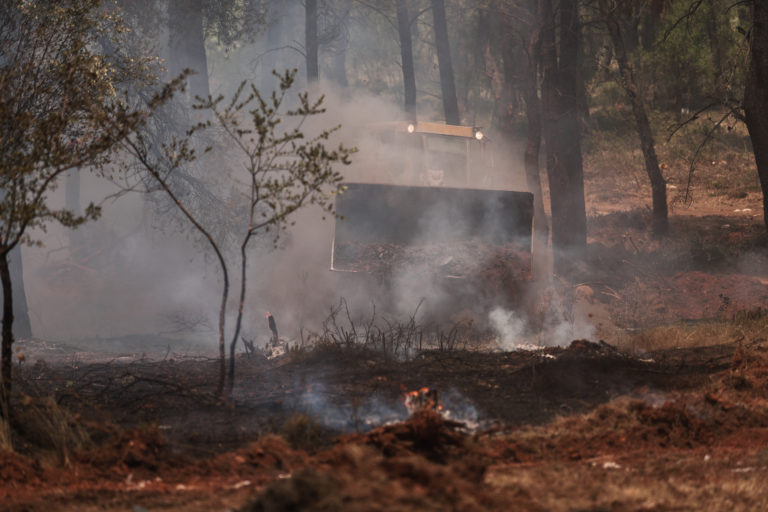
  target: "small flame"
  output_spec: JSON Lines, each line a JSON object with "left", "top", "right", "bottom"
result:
{"left": 403, "top": 387, "right": 439, "bottom": 414}
{"left": 404, "top": 386, "right": 430, "bottom": 398}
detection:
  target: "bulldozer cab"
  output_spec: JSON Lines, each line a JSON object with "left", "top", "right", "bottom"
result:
{"left": 358, "top": 121, "right": 492, "bottom": 187}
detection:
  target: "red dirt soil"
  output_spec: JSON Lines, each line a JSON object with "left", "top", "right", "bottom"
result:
{"left": 3, "top": 340, "right": 768, "bottom": 511}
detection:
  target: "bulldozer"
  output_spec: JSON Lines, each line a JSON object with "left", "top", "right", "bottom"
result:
{"left": 330, "top": 121, "right": 534, "bottom": 316}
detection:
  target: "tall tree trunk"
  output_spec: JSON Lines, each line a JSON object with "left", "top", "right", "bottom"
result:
{"left": 540, "top": 0, "right": 587, "bottom": 273}
{"left": 431, "top": 0, "right": 460, "bottom": 125}
{"left": 330, "top": 46, "right": 348, "bottom": 87}
{"left": 520, "top": 2, "right": 549, "bottom": 246}
{"left": 601, "top": 0, "right": 668, "bottom": 236}
{"left": 397, "top": 0, "right": 417, "bottom": 119}
{"left": 706, "top": 0, "right": 725, "bottom": 99}
{"left": 262, "top": 0, "right": 286, "bottom": 93}
{"left": 0, "top": 189, "right": 31, "bottom": 340}
{"left": 573, "top": 1, "right": 589, "bottom": 123}
{"left": 745, "top": 0, "right": 768, "bottom": 230}
{"left": 0, "top": 251, "right": 14, "bottom": 414}
{"left": 8, "top": 247, "right": 31, "bottom": 340}
{"left": 640, "top": 0, "right": 664, "bottom": 51}
{"left": 328, "top": 0, "right": 351, "bottom": 87}
{"left": 168, "top": 0, "right": 210, "bottom": 102}
{"left": 306, "top": 0, "right": 319, "bottom": 83}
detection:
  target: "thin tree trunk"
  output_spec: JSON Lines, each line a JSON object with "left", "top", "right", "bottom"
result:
{"left": 8, "top": 247, "right": 31, "bottom": 340}
{"left": 397, "top": 0, "right": 417, "bottom": 118}
{"left": 228, "top": 232, "right": 253, "bottom": 391}
{"left": 745, "top": 0, "right": 768, "bottom": 230}
{"left": 65, "top": 169, "right": 83, "bottom": 252}
{"left": 431, "top": 0, "right": 460, "bottom": 125}
{"left": 306, "top": 0, "right": 319, "bottom": 83}
{"left": 168, "top": 0, "right": 210, "bottom": 102}
{"left": 0, "top": 251, "right": 14, "bottom": 414}
{"left": 601, "top": 0, "right": 668, "bottom": 236}
{"left": 127, "top": 140, "right": 229, "bottom": 397}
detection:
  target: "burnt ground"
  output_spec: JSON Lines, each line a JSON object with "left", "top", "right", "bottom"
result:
{"left": 11, "top": 337, "right": 736, "bottom": 444}
{"left": 4, "top": 219, "right": 768, "bottom": 511}
{"left": 4, "top": 159, "right": 768, "bottom": 510}
{"left": 3, "top": 329, "right": 768, "bottom": 511}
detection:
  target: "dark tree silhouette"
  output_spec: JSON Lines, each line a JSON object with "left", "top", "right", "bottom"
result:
{"left": 431, "top": 0, "right": 460, "bottom": 125}
{"left": 397, "top": 0, "right": 417, "bottom": 118}
{"left": 540, "top": 0, "right": 587, "bottom": 272}
{"left": 306, "top": 0, "right": 319, "bottom": 83}
{"left": 168, "top": 0, "right": 210, "bottom": 102}
{"left": 600, "top": 0, "right": 668, "bottom": 236}
{"left": 745, "top": 0, "right": 768, "bottom": 230}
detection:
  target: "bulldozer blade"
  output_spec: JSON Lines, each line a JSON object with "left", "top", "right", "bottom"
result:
{"left": 331, "top": 183, "right": 534, "bottom": 272}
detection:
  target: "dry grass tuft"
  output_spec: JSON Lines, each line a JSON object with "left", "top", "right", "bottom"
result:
{"left": 13, "top": 394, "right": 91, "bottom": 465}
{"left": 616, "top": 313, "right": 768, "bottom": 353}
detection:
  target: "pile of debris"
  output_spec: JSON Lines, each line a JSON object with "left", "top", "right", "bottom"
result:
{"left": 334, "top": 240, "right": 530, "bottom": 281}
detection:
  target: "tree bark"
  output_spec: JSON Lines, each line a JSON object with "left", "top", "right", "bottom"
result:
{"left": 397, "top": 0, "right": 417, "bottom": 119}
{"left": 744, "top": 0, "right": 768, "bottom": 230}
{"left": 0, "top": 251, "right": 14, "bottom": 414}
{"left": 327, "top": 0, "right": 351, "bottom": 87}
{"left": 65, "top": 169, "right": 83, "bottom": 253}
{"left": 228, "top": 231, "right": 252, "bottom": 392}
{"left": 168, "top": 0, "right": 210, "bottom": 102}
{"left": 8, "top": 247, "right": 31, "bottom": 340}
{"left": 127, "top": 140, "right": 229, "bottom": 397}
{"left": 330, "top": 45, "right": 348, "bottom": 87}
{"left": 520, "top": 1, "right": 549, "bottom": 246}
{"left": 601, "top": 0, "right": 668, "bottom": 236}
{"left": 261, "top": 0, "right": 286, "bottom": 93}
{"left": 431, "top": 0, "right": 460, "bottom": 125}
{"left": 540, "top": 0, "right": 587, "bottom": 273}
{"left": 306, "top": 0, "right": 319, "bottom": 83}
{"left": 705, "top": 0, "right": 725, "bottom": 99}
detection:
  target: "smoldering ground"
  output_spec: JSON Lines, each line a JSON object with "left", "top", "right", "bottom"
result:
{"left": 16, "top": 79, "right": 599, "bottom": 354}
{"left": 10, "top": 7, "right": 590, "bottom": 354}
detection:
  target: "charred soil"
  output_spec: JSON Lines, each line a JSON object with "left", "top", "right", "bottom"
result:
{"left": 4, "top": 131, "right": 768, "bottom": 510}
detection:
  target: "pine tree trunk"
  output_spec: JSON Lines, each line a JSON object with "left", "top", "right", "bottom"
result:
{"left": 745, "top": 0, "right": 768, "bottom": 230}
{"left": 330, "top": 46, "right": 348, "bottom": 87}
{"left": 262, "top": 0, "right": 286, "bottom": 93}
{"left": 305, "top": 0, "right": 319, "bottom": 83}
{"left": 8, "top": 247, "right": 31, "bottom": 340}
{"left": 601, "top": 0, "right": 668, "bottom": 236}
{"left": 168, "top": 0, "right": 210, "bottom": 102}
{"left": 520, "top": 4, "right": 549, "bottom": 246}
{"left": 540, "top": 0, "right": 587, "bottom": 273}
{"left": 396, "top": 0, "right": 417, "bottom": 118}
{"left": 706, "top": 0, "right": 725, "bottom": 98}
{"left": 431, "top": 0, "right": 460, "bottom": 125}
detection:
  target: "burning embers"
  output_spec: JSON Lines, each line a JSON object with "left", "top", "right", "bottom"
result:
{"left": 402, "top": 386, "right": 481, "bottom": 431}
{"left": 402, "top": 386, "right": 481, "bottom": 432}
{"left": 403, "top": 387, "right": 442, "bottom": 415}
